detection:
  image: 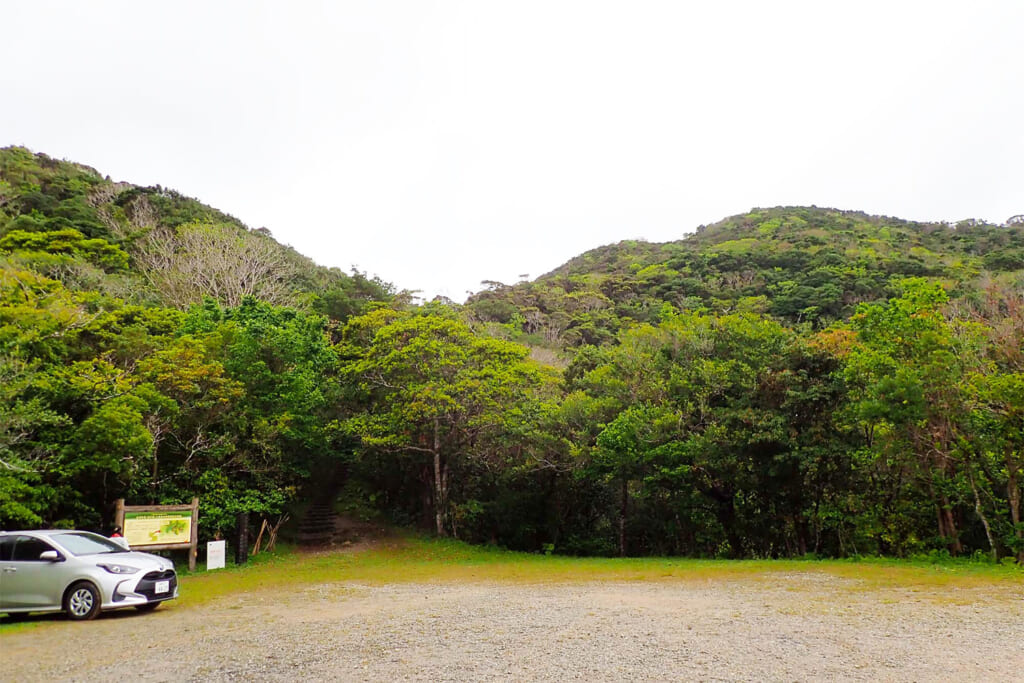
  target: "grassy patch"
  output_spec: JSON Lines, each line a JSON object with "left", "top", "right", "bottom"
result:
{"left": 3, "top": 536, "right": 1021, "bottom": 632}
{"left": 173, "top": 536, "right": 1023, "bottom": 608}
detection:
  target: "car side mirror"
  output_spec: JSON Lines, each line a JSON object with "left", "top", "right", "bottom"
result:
{"left": 39, "top": 550, "right": 62, "bottom": 562}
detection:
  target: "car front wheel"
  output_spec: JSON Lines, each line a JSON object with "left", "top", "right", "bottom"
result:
{"left": 64, "top": 582, "right": 101, "bottom": 621}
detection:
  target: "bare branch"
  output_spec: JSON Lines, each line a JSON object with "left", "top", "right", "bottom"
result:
{"left": 135, "top": 223, "right": 298, "bottom": 309}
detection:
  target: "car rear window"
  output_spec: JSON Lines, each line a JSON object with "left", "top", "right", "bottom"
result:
{"left": 53, "top": 532, "right": 124, "bottom": 556}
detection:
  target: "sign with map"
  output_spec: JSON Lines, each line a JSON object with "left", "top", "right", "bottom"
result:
{"left": 115, "top": 497, "right": 200, "bottom": 570}
{"left": 124, "top": 510, "right": 193, "bottom": 547}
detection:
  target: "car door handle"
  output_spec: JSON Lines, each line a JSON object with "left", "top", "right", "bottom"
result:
{"left": 1, "top": 567, "right": 15, "bottom": 573}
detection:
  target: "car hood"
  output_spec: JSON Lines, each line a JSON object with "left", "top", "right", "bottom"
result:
{"left": 96, "top": 551, "right": 175, "bottom": 572}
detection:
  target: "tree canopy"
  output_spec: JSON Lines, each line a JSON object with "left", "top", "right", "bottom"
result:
{"left": 2, "top": 147, "right": 1022, "bottom": 563}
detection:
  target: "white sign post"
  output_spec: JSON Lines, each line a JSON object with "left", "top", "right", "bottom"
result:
{"left": 206, "top": 540, "right": 226, "bottom": 570}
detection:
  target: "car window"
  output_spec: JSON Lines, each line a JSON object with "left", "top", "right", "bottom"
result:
{"left": 51, "top": 532, "right": 123, "bottom": 555}
{"left": 11, "top": 536, "right": 56, "bottom": 562}
{"left": 0, "top": 536, "right": 15, "bottom": 561}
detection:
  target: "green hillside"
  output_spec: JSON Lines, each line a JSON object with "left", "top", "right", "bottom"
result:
{"left": 467, "top": 207, "right": 1024, "bottom": 349}
{"left": 2, "top": 148, "right": 1022, "bottom": 565}
{"left": 0, "top": 146, "right": 394, "bottom": 318}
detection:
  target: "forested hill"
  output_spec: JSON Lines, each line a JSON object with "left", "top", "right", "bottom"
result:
{"left": 3, "top": 147, "right": 1023, "bottom": 565}
{"left": 466, "top": 206, "right": 1024, "bottom": 348}
{"left": 0, "top": 146, "right": 394, "bottom": 317}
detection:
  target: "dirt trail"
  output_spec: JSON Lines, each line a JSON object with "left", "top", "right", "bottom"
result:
{"left": 2, "top": 574, "right": 1022, "bottom": 681}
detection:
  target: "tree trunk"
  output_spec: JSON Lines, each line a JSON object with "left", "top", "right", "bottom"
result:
{"left": 420, "top": 465, "right": 433, "bottom": 530}
{"left": 433, "top": 418, "right": 446, "bottom": 537}
{"left": 795, "top": 513, "right": 809, "bottom": 556}
{"left": 709, "top": 488, "right": 742, "bottom": 559}
{"left": 151, "top": 454, "right": 159, "bottom": 504}
{"left": 936, "top": 494, "right": 962, "bottom": 555}
{"left": 441, "top": 459, "right": 449, "bottom": 532}
{"left": 618, "top": 477, "right": 628, "bottom": 557}
{"left": 1008, "top": 465, "right": 1023, "bottom": 564}
{"left": 149, "top": 430, "right": 164, "bottom": 504}
{"left": 968, "top": 469, "right": 997, "bottom": 560}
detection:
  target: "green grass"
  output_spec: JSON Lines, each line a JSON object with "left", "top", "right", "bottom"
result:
{"left": 172, "top": 536, "right": 1023, "bottom": 608}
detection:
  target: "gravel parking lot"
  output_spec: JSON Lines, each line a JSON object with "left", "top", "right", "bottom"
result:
{"left": 3, "top": 573, "right": 1022, "bottom": 681}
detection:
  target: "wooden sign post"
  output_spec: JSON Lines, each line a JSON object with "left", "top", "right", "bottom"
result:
{"left": 115, "top": 497, "right": 199, "bottom": 571}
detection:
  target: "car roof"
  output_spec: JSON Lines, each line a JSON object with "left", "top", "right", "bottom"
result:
{"left": 0, "top": 529, "right": 101, "bottom": 537}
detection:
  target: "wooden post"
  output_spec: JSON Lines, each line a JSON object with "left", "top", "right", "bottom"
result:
{"left": 235, "top": 512, "right": 249, "bottom": 566}
{"left": 189, "top": 497, "right": 199, "bottom": 572}
{"left": 114, "top": 499, "right": 125, "bottom": 532}
{"left": 252, "top": 519, "right": 268, "bottom": 555}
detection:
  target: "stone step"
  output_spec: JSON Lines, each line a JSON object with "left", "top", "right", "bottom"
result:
{"left": 298, "top": 499, "right": 340, "bottom": 546}
{"left": 300, "top": 518, "right": 333, "bottom": 526}
{"left": 297, "top": 533, "right": 334, "bottom": 546}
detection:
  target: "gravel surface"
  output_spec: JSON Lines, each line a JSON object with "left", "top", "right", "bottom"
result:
{"left": 2, "top": 573, "right": 1022, "bottom": 681}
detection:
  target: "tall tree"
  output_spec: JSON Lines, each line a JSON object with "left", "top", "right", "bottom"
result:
{"left": 846, "top": 280, "right": 986, "bottom": 555}
{"left": 340, "top": 307, "right": 549, "bottom": 536}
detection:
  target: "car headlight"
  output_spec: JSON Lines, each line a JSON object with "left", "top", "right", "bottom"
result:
{"left": 97, "top": 563, "right": 140, "bottom": 575}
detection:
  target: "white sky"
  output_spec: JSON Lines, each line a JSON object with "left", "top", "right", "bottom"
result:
{"left": 3, "top": 2, "right": 1022, "bottom": 301}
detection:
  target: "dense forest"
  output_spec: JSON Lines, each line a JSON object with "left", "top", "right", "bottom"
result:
{"left": 2, "top": 147, "right": 1022, "bottom": 563}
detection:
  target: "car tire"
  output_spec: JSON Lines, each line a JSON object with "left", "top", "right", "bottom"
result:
{"left": 135, "top": 602, "right": 160, "bottom": 613}
{"left": 64, "top": 582, "right": 101, "bottom": 621}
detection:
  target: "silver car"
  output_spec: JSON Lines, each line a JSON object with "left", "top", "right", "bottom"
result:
{"left": 0, "top": 530, "right": 178, "bottom": 621}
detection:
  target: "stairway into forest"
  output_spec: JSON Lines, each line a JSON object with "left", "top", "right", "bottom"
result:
{"left": 296, "top": 497, "right": 389, "bottom": 548}
{"left": 296, "top": 499, "right": 339, "bottom": 547}
{"left": 295, "top": 466, "right": 387, "bottom": 548}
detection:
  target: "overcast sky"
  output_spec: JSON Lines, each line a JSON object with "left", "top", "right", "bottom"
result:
{"left": 3, "top": 2, "right": 1022, "bottom": 301}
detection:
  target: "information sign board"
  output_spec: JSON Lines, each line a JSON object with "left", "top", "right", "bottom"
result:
{"left": 207, "top": 540, "right": 226, "bottom": 570}
{"left": 115, "top": 498, "right": 199, "bottom": 571}
{"left": 124, "top": 510, "right": 193, "bottom": 548}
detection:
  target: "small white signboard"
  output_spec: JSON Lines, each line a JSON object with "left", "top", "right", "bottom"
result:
{"left": 206, "top": 540, "right": 226, "bottom": 570}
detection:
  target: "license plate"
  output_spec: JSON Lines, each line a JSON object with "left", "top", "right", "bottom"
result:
{"left": 154, "top": 580, "right": 170, "bottom": 594}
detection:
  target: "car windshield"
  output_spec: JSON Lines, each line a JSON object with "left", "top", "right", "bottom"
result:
{"left": 52, "top": 532, "right": 124, "bottom": 556}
